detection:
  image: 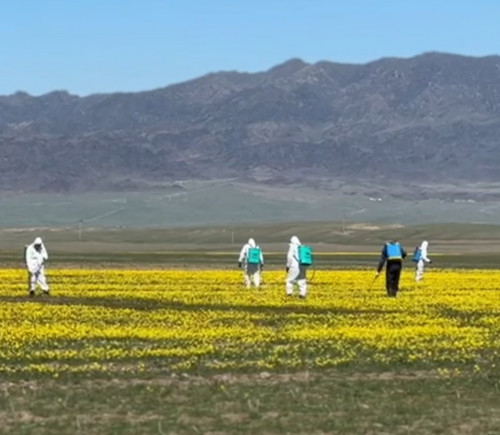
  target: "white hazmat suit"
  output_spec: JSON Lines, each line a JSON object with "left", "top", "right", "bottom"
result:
{"left": 238, "top": 238, "right": 264, "bottom": 288}
{"left": 25, "top": 237, "right": 50, "bottom": 296}
{"left": 286, "top": 236, "right": 307, "bottom": 298}
{"left": 415, "top": 240, "right": 431, "bottom": 282}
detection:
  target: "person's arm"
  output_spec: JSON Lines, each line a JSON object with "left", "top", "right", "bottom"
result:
{"left": 238, "top": 245, "right": 247, "bottom": 266}
{"left": 41, "top": 245, "right": 48, "bottom": 261}
{"left": 376, "top": 246, "right": 387, "bottom": 273}
{"left": 401, "top": 247, "right": 407, "bottom": 259}
{"left": 421, "top": 246, "right": 431, "bottom": 263}
{"left": 26, "top": 247, "right": 39, "bottom": 273}
{"left": 286, "top": 246, "right": 294, "bottom": 271}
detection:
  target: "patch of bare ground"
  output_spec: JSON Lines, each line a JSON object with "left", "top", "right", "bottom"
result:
{"left": 0, "top": 369, "right": 442, "bottom": 392}
{"left": 347, "top": 223, "right": 404, "bottom": 231}
{"left": 220, "top": 412, "right": 251, "bottom": 424}
{"left": 0, "top": 410, "right": 164, "bottom": 425}
{"left": 345, "top": 370, "right": 441, "bottom": 381}
{"left": 176, "top": 414, "right": 216, "bottom": 426}
{"left": 449, "top": 420, "right": 500, "bottom": 435}
{"left": 0, "top": 411, "right": 50, "bottom": 425}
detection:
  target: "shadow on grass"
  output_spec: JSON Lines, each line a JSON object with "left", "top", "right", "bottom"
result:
{"left": 0, "top": 295, "right": 400, "bottom": 316}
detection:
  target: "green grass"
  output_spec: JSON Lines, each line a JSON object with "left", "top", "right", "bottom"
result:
{"left": 2, "top": 220, "right": 500, "bottom": 269}
{"left": 5, "top": 221, "right": 500, "bottom": 248}
{"left": 2, "top": 264, "right": 500, "bottom": 433}
{"left": 2, "top": 184, "right": 500, "bottom": 228}
{"left": 1, "top": 220, "right": 500, "bottom": 433}
{"left": 3, "top": 251, "right": 500, "bottom": 269}
{"left": 1, "top": 369, "right": 500, "bottom": 434}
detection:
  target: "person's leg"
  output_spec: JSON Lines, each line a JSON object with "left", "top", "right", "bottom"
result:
{"left": 253, "top": 270, "right": 261, "bottom": 288}
{"left": 385, "top": 267, "right": 392, "bottom": 296}
{"left": 392, "top": 263, "right": 402, "bottom": 296}
{"left": 243, "top": 263, "right": 252, "bottom": 288}
{"left": 286, "top": 267, "right": 299, "bottom": 296}
{"left": 28, "top": 272, "right": 36, "bottom": 296}
{"left": 246, "top": 264, "right": 258, "bottom": 288}
{"left": 37, "top": 267, "right": 50, "bottom": 294}
{"left": 297, "top": 266, "right": 307, "bottom": 298}
{"left": 387, "top": 262, "right": 399, "bottom": 297}
{"left": 416, "top": 260, "right": 424, "bottom": 281}
{"left": 298, "top": 280, "right": 307, "bottom": 298}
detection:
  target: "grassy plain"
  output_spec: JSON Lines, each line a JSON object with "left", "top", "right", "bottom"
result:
{"left": 2, "top": 221, "right": 500, "bottom": 269}
{"left": 2, "top": 183, "right": 500, "bottom": 228}
{"left": 1, "top": 222, "right": 500, "bottom": 433}
{"left": 1, "top": 267, "right": 500, "bottom": 434}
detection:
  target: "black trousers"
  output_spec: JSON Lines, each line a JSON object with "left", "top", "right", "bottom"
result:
{"left": 386, "top": 261, "right": 402, "bottom": 296}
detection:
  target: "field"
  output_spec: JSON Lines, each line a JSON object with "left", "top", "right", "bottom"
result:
{"left": 3, "top": 221, "right": 500, "bottom": 272}
{"left": 2, "top": 268, "right": 500, "bottom": 434}
{"left": 2, "top": 182, "right": 500, "bottom": 229}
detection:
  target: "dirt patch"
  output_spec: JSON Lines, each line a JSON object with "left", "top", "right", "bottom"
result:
{"left": 0, "top": 410, "right": 57, "bottom": 425}
{"left": 347, "top": 223, "right": 405, "bottom": 231}
{"left": 346, "top": 370, "right": 441, "bottom": 381}
{"left": 450, "top": 421, "right": 491, "bottom": 435}
{"left": 177, "top": 414, "right": 215, "bottom": 426}
{"left": 220, "top": 413, "right": 250, "bottom": 424}
{"left": 347, "top": 223, "right": 382, "bottom": 231}
{"left": 0, "top": 369, "right": 442, "bottom": 393}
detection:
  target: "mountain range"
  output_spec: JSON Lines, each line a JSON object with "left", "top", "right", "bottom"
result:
{"left": 1, "top": 52, "right": 500, "bottom": 193}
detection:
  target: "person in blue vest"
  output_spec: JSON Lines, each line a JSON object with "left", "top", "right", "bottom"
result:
{"left": 376, "top": 240, "right": 407, "bottom": 297}
{"left": 238, "top": 238, "right": 264, "bottom": 288}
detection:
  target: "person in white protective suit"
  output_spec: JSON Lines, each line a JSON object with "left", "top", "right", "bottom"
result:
{"left": 286, "top": 236, "right": 307, "bottom": 298}
{"left": 238, "top": 238, "right": 264, "bottom": 288}
{"left": 415, "top": 240, "right": 432, "bottom": 282}
{"left": 25, "top": 237, "right": 50, "bottom": 297}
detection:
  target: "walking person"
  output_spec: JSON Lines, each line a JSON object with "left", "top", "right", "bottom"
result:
{"left": 376, "top": 240, "right": 407, "bottom": 297}
{"left": 286, "top": 236, "right": 312, "bottom": 299}
{"left": 413, "top": 240, "right": 432, "bottom": 282}
{"left": 25, "top": 237, "right": 50, "bottom": 297}
{"left": 238, "top": 238, "right": 264, "bottom": 288}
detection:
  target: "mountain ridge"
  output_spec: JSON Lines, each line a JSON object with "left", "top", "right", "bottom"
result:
{"left": 1, "top": 52, "right": 500, "bottom": 192}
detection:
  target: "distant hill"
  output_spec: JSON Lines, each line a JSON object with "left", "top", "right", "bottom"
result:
{"left": 1, "top": 52, "right": 500, "bottom": 192}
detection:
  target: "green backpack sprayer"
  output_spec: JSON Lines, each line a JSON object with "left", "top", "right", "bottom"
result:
{"left": 247, "top": 247, "right": 263, "bottom": 265}
{"left": 298, "top": 245, "right": 315, "bottom": 282}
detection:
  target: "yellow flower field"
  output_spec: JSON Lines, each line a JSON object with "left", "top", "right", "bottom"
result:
{"left": 1, "top": 268, "right": 499, "bottom": 375}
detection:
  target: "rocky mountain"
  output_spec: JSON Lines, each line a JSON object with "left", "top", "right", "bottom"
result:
{"left": 1, "top": 52, "right": 500, "bottom": 192}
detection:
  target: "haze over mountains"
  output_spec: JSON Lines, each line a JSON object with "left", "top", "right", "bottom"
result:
{"left": 1, "top": 52, "right": 500, "bottom": 194}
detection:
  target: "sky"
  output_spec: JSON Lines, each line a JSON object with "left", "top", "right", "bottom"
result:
{"left": 2, "top": 0, "right": 500, "bottom": 96}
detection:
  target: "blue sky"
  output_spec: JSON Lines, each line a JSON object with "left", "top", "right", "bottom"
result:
{"left": 2, "top": 0, "right": 500, "bottom": 96}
